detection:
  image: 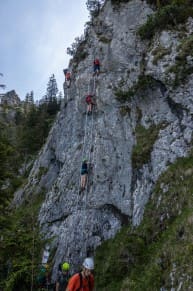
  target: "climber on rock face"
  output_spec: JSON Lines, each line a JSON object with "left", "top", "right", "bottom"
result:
{"left": 93, "top": 58, "right": 100, "bottom": 76}
{"left": 63, "top": 69, "right": 71, "bottom": 88}
{"left": 66, "top": 257, "right": 94, "bottom": 291}
{"left": 63, "top": 69, "right": 68, "bottom": 76}
{"left": 86, "top": 94, "right": 95, "bottom": 115}
{"left": 66, "top": 72, "right": 71, "bottom": 88}
{"left": 80, "top": 159, "right": 88, "bottom": 191}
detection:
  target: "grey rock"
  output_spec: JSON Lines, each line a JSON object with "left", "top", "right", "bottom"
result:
{"left": 13, "top": 0, "right": 193, "bottom": 280}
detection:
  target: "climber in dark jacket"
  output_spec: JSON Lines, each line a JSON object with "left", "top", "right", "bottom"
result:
{"left": 55, "top": 262, "right": 70, "bottom": 291}
{"left": 80, "top": 159, "right": 88, "bottom": 191}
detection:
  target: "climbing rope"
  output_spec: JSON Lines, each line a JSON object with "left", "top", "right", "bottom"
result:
{"left": 81, "top": 73, "right": 100, "bottom": 258}
{"left": 64, "top": 75, "right": 93, "bottom": 264}
{"left": 81, "top": 108, "right": 95, "bottom": 258}
{"left": 61, "top": 77, "right": 83, "bottom": 266}
{"left": 63, "top": 70, "right": 100, "bottom": 266}
{"left": 66, "top": 86, "right": 69, "bottom": 102}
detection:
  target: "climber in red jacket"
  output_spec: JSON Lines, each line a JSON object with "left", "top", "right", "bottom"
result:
{"left": 85, "top": 94, "right": 95, "bottom": 114}
{"left": 66, "top": 72, "right": 71, "bottom": 88}
{"left": 63, "top": 69, "right": 71, "bottom": 88}
{"left": 93, "top": 58, "right": 100, "bottom": 76}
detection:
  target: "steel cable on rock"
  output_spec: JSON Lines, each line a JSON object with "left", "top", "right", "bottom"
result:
{"left": 62, "top": 77, "right": 80, "bottom": 256}
{"left": 81, "top": 74, "right": 99, "bottom": 258}
{"left": 64, "top": 75, "right": 93, "bottom": 267}
{"left": 63, "top": 73, "right": 100, "bottom": 269}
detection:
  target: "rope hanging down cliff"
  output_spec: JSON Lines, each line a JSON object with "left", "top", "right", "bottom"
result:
{"left": 80, "top": 74, "right": 99, "bottom": 258}
{"left": 63, "top": 73, "right": 96, "bottom": 264}
{"left": 63, "top": 63, "right": 100, "bottom": 266}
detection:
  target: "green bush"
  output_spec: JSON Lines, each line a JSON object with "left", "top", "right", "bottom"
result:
{"left": 37, "top": 167, "right": 48, "bottom": 180}
{"left": 114, "top": 75, "right": 158, "bottom": 103}
{"left": 132, "top": 124, "right": 165, "bottom": 169}
{"left": 111, "top": 0, "right": 130, "bottom": 4}
{"left": 119, "top": 105, "right": 131, "bottom": 116}
{"left": 0, "top": 193, "right": 46, "bottom": 290}
{"left": 138, "top": 3, "right": 193, "bottom": 40}
{"left": 146, "top": 0, "right": 188, "bottom": 7}
{"left": 169, "top": 35, "right": 193, "bottom": 87}
{"left": 114, "top": 88, "right": 134, "bottom": 103}
{"left": 152, "top": 45, "right": 171, "bottom": 65}
{"left": 95, "top": 151, "right": 193, "bottom": 290}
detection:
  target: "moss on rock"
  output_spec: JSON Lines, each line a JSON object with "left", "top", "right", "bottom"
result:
{"left": 95, "top": 150, "right": 193, "bottom": 290}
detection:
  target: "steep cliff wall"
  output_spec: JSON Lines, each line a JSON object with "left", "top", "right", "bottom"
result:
{"left": 14, "top": 0, "right": 193, "bottom": 283}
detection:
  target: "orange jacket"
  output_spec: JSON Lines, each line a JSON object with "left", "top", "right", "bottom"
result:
{"left": 66, "top": 72, "right": 71, "bottom": 80}
{"left": 66, "top": 273, "right": 94, "bottom": 291}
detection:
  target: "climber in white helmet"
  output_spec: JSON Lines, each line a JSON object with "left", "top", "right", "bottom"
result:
{"left": 66, "top": 257, "right": 94, "bottom": 291}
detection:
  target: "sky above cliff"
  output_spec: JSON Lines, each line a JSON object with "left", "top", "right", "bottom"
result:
{"left": 0, "top": 0, "right": 89, "bottom": 100}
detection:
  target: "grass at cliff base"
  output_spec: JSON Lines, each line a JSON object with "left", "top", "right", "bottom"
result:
{"left": 95, "top": 151, "right": 193, "bottom": 290}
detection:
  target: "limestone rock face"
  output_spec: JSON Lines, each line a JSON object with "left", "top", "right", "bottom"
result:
{"left": 0, "top": 90, "right": 21, "bottom": 123}
{"left": 14, "top": 0, "right": 193, "bottom": 278}
{"left": 0, "top": 90, "right": 20, "bottom": 106}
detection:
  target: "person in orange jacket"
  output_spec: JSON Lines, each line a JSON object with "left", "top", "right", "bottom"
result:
{"left": 66, "top": 258, "right": 94, "bottom": 291}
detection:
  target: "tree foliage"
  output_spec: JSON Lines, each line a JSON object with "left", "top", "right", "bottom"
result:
{"left": 66, "top": 1, "right": 104, "bottom": 65}
{"left": 0, "top": 74, "right": 61, "bottom": 290}
{"left": 0, "top": 72, "right": 6, "bottom": 89}
{"left": 138, "top": 1, "right": 193, "bottom": 40}
{"left": 0, "top": 196, "right": 45, "bottom": 290}
{"left": 67, "top": 35, "right": 86, "bottom": 56}
{"left": 46, "top": 74, "right": 58, "bottom": 101}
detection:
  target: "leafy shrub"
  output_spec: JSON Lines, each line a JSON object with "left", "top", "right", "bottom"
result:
{"left": 132, "top": 124, "right": 164, "bottom": 169}
{"left": 37, "top": 167, "right": 48, "bottom": 180}
{"left": 120, "top": 105, "right": 131, "bottom": 116}
{"left": 138, "top": 2, "right": 193, "bottom": 40}
{"left": 95, "top": 151, "right": 193, "bottom": 290}
{"left": 67, "top": 37, "right": 88, "bottom": 69}
{"left": 152, "top": 45, "right": 171, "bottom": 65}
{"left": 146, "top": 0, "right": 170, "bottom": 7}
{"left": 111, "top": 0, "right": 130, "bottom": 4}
{"left": 114, "top": 75, "right": 158, "bottom": 103}
{"left": 114, "top": 87, "right": 134, "bottom": 103}
{"left": 169, "top": 35, "right": 193, "bottom": 86}
{"left": 0, "top": 193, "right": 46, "bottom": 290}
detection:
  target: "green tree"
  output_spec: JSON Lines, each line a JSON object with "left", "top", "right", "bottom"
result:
{"left": 0, "top": 72, "right": 6, "bottom": 89}
{"left": 0, "top": 78, "right": 61, "bottom": 289}
{"left": 46, "top": 74, "right": 58, "bottom": 101}
{"left": 46, "top": 74, "right": 60, "bottom": 115}
{"left": 0, "top": 197, "right": 45, "bottom": 290}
